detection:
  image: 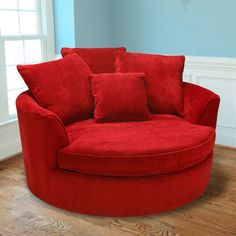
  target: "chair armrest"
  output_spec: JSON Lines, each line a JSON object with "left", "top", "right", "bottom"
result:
{"left": 183, "top": 82, "right": 220, "bottom": 128}
{"left": 16, "top": 91, "right": 69, "bottom": 172}
{"left": 17, "top": 91, "right": 69, "bottom": 196}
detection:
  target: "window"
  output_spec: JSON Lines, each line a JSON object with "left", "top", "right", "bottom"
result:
{"left": 0, "top": 0, "right": 55, "bottom": 124}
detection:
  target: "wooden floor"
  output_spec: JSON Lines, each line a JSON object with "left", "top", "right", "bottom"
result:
{"left": 0, "top": 146, "right": 235, "bottom": 236}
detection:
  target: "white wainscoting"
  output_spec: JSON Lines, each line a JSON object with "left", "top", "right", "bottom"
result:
{"left": 184, "top": 56, "right": 236, "bottom": 147}
{"left": 0, "top": 120, "right": 21, "bottom": 161}
{"left": 0, "top": 55, "right": 236, "bottom": 161}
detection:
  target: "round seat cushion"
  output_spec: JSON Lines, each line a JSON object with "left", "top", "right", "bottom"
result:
{"left": 58, "top": 115, "right": 215, "bottom": 177}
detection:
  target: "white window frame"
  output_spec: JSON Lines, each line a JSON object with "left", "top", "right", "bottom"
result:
{"left": 0, "top": 0, "right": 55, "bottom": 124}
{"left": 0, "top": 0, "right": 55, "bottom": 160}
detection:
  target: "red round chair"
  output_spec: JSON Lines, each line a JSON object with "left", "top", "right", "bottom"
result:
{"left": 16, "top": 82, "right": 220, "bottom": 216}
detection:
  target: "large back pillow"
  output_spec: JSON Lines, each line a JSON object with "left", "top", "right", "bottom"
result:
{"left": 116, "top": 52, "right": 185, "bottom": 116}
{"left": 17, "top": 54, "right": 93, "bottom": 125}
{"left": 61, "top": 47, "right": 126, "bottom": 74}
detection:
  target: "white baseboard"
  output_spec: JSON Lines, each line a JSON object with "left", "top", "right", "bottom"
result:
{"left": 0, "top": 121, "right": 22, "bottom": 161}
{"left": 216, "top": 126, "right": 236, "bottom": 147}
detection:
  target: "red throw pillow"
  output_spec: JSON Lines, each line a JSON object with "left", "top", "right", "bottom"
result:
{"left": 17, "top": 54, "right": 93, "bottom": 125}
{"left": 116, "top": 52, "right": 185, "bottom": 116}
{"left": 61, "top": 47, "right": 126, "bottom": 73}
{"left": 90, "top": 73, "right": 151, "bottom": 123}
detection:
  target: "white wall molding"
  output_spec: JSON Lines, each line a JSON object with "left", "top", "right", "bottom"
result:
{"left": 185, "top": 56, "right": 236, "bottom": 72}
{"left": 184, "top": 56, "right": 236, "bottom": 147}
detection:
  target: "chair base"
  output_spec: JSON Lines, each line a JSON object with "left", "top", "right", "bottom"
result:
{"left": 27, "top": 153, "right": 213, "bottom": 217}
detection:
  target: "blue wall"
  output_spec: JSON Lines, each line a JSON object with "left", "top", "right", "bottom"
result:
{"left": 74, "top": 0, "right": 113, "bottom": 48}
{"left": 54, "top": 0, "right": 236, "bottom": 58}
{"left": 54, "top": 0, "right": 113, "bottom": 51}
{"left": 110, "top": 0, "right": 236, "bottom": 57}
{"left": 53, "top": 0, "right": 76, "bottom": 54}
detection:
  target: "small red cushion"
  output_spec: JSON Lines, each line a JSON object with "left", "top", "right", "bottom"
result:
{"left": 17, "top": 54, "right": 93, "bottom": 125}
{"left": 116, "top": 52, "right": 185, "bottom": 116}
{"left": 61, "top": 47, "right": 126, "bottom": 73}
{"left": 90, "top": 73, "right": 151, "bottom": 123}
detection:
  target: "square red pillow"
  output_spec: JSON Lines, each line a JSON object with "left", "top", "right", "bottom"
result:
{"left": 17, "top": 54, "right": 93, "bottom": 125}
{"left": 61, "top": 47, "right": 126, "bottom": 73}
{"left": 90, "top": 73, "right": 151, "bottom": 123}
{"left": 116, "top": 52, "right": 185, "bottom": 116}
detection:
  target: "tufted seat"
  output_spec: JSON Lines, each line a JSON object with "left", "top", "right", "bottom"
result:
{"left": 59, "top": 115, "right": 215, "bottom": 177}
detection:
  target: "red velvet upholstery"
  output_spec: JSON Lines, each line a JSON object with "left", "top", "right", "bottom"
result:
{"left": 61, "top": 47, "right": 126, "bottom": 73}
{"left": 16, "top": 92, "right": 69, "bottom": 198}
{"left": 90, "top": 73, "right": 151, "bottom": 122}
{"left": 17, "top": 54, "right": 93, "bottom": 125}
{"left": 183, "top": 82, "right": 220, "bottom": 129}
{"left": 59, "top": 115, "right": 215, "bottom": 176}
{"left": 16, "top": 82, "right": 220, "bottom": 217}
{"left": 51, "top": 153, "right": 213, "bottom": 216}
{"left": 116, "top": 52, "right": 185, "bottom": 115}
